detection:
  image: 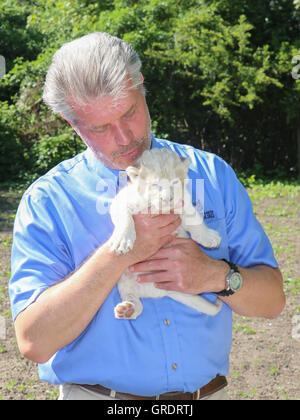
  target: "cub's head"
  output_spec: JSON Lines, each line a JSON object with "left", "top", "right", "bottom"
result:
{"left": 126, "top": 148, "right": 190, "bottom": 212}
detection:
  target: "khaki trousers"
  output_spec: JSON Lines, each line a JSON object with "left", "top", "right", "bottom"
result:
{"left": 58, "top": 383, "right": 229, "bottom": 400}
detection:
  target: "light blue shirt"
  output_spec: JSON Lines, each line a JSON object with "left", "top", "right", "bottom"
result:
{"left": 9, "top": 134, "right": 278, "bottom": 395}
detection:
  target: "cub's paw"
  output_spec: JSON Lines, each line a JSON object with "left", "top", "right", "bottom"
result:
{"left": 109, "top": 230, "right": 136, "bottom": 255}
{"left": 114, "top": 301, "right": 136, "bottom": 319}
{"left": 200, "top": 228, "right": 221, "bottom": 249}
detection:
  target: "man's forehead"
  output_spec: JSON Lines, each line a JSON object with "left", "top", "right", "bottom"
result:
{"left": 69, "top": 91, "right": 138, "bottom": 125}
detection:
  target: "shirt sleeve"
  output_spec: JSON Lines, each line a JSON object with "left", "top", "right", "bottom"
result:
{"left": 9, "top": 184, "right": 74, "bottom": 321}
{"left": 220, "top": 162, "right": 278, "bottom": 268}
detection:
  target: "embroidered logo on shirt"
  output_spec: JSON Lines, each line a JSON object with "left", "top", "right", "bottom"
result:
{"left": 204, "top": 210, "right": 215, "bottom": 220}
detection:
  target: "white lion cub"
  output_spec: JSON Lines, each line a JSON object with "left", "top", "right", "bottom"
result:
{"left": 109, "top": 148, "right": 222, "bottom": 319}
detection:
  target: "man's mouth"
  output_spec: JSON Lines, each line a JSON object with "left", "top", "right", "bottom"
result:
{"left": 120, "top": 147, "right": 140, "bottom": 158}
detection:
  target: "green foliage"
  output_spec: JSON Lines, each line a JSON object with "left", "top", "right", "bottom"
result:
{"left": 0, "top": 101, "right": 25, "bottom": 181}
{"left": 0, "top": 1, "right": 44, "bottom": 68}
{"left": 0, "top": 0, "right": 300, "bottom": 182}
{"left": 33, "top": 129, "right": 86, "bottom": 173}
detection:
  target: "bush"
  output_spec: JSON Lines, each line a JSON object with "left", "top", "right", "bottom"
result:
{"left": 0, "top": 0, "right": 300, "bottom": 182}
{"left": 33, "top": 129, "right": 86, "bottom": 174}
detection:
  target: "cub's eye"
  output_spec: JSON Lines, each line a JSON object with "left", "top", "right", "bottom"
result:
{"left": 171, "top": 179, "right": 181, "bottom": 186}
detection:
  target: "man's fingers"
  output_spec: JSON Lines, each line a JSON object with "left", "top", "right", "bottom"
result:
{"left": 158, "top": 217, "right": 181, "bottom": 236}
{"left": 154, "top": 282, "right": 179, "bottom": 291}
{"left": 130, "top": 257, "right": 169, "bottom": 273}
{"left": 149, "top": 205, "right": 183, "bottom": 217}
{"left": 137, "top": 271, "right": 174, "bottom": 284}
{"left": 134, "top": 211, "right": 180, "bottom": 228}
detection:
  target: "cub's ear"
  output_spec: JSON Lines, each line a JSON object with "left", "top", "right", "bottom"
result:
{"left": 180, "top": 157, "right": 191, "bottom": 170}
{"left": 126, "top": 166, "right": 140, "bottom": 181}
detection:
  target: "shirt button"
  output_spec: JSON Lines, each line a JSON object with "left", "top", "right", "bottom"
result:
{"left": 164, "top": 319, "right": 171, "bottom": 325}
{"left": 172, "top": 363, "right": 178, "bottom": 370}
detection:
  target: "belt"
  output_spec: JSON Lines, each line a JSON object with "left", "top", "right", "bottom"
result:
{"left": 79, "top": 375, "right": 227, "bottom": 400}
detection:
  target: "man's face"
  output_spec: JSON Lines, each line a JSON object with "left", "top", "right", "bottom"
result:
{"left": 69, "top": 86, "right": 152, "bottom": 170}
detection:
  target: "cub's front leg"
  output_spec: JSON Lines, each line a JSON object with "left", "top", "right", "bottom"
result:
{"left": 109, "top": 213, "right": 136, "bottom": 254}
{"left": 109, "top": 191, "right": 136, "bottom": 255}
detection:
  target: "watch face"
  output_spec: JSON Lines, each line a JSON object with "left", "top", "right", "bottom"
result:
{"left": 230, "top": 272, "right": 242, "bottom": 291}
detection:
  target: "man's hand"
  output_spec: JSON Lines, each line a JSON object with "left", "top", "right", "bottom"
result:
{"left": 129, "top": 236, "right": 285, "bottom": 319}
{"left": 129, "top": 237, "right": 226, "bottom": 295}
{"left": 127, "top": 211, "right": 182, "bottom": 265}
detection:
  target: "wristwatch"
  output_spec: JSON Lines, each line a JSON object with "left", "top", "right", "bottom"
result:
{"left": 216, "top": 259, "right": 242, "bottom": 296}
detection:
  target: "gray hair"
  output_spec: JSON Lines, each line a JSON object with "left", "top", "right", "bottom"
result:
{"left": 43, "top": 32, "right": 145, "bottom": 123}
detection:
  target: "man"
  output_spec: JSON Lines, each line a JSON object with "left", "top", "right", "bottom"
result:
{"left": 9, "top": 32, "right": 285, "bottom": 400}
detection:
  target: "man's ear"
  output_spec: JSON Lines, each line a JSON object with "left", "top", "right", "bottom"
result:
{"left": 60, "top": 112, "right": 74, "bottom": 128}
{"left": 60, "top": 112, "right": 81, "bottom": 137}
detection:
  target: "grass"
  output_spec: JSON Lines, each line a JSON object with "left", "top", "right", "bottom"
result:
{"left": 245, "top": 178, "right": 300, "bottom": 296}
{"left": 0, "top": 176, "right": 299, "bottom": 400}
{"left": 229, "top": 176, "right": 300, "bottom": 400}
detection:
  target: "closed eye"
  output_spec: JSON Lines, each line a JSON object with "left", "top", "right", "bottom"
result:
{"left": 90, "top": 124, "right": 109, "bottom": 134}
{"left": 122, "top": 104, "right": 136, "bottom": 120}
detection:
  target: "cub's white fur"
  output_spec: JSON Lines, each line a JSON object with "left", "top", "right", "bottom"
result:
{"left": 109, "top": 148, "right": 222, "bottom": 319}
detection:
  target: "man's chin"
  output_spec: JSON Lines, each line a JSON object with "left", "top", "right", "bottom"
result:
{"left": 90, "top": 136, "right": 151, "bottom": 170}
{"left": 93, "top": 150, "right": 140, "bottom": 170}
{"left": 117, "top": 148, "right": 144, "bottom": 168}
{"left": 115, "top": 140, "right": 151, "bottom": 169}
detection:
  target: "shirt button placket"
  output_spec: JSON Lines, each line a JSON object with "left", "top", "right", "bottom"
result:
{"left": 118, "top": 171, "right": 128, "bottom": 191}
{"left": 163, "top": 319, "right": 179, "bottom": 374}
{"left": 154, "top": 300, "right": 183, "bottom": 389}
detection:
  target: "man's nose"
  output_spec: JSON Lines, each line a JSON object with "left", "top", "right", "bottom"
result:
{"left": 113, "top": 122, "right": 133, "bottom": 145}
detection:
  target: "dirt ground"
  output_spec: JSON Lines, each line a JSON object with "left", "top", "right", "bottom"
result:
{"left": 0, "top": 183, "right": 299, "bottom": 400}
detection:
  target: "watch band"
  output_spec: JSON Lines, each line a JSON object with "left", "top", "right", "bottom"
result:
{"left": 216, "top": 259, "right": 239, "bottom": 296}
{"left": 222, "top": 259, "right": 239, "bottom": 273}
